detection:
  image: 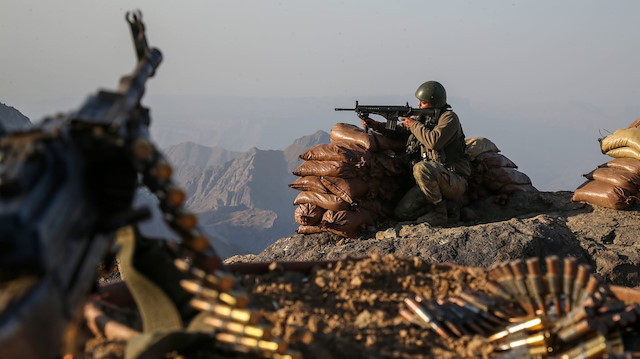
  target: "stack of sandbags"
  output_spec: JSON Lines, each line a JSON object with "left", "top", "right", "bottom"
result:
{"left": 290, "top": 123, "right": 406, "bottom": 237}
{"left": 465, "top": 137, "right": 538, "bottom": 200}
{"left": 572, "top": 120, "right": 640, "bottom": 209}
{"left": 572, "top": 158, "right": 640, "bottom": 210}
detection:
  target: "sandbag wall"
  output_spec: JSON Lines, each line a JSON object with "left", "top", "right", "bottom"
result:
{"left": 290, "top": 123, "right": 406, "bottom": 237}
{"left": 464, "top": 136, "right": 538, "bottom": 201}
{"left": 572, "top": 120, "right": 640, "bottom": 209}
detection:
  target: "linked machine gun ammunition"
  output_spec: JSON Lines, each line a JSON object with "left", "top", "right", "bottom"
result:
{"left": 0, "top": 11, "right": 300, "bottom": 359}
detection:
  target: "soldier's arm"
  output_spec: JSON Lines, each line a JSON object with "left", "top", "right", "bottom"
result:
{"left": 409, "top": 111, "right": 459, "bottom": 151}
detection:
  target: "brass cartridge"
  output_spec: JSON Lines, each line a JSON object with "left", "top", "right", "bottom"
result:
{"left": 488, "top": 317, "right": 548, "bottom": 342}
{"left": 404, "top": 297, "right": 451, "bottom": 339}
{"left": 174, "top": 258, "right": 235, "bottom": 291}
{"left": 576, "top": 275, "right": 601, "bottom": 308}
{"left": 526, "top": 258, "right": 547, "bottom": 316}
{"left": 180, "top": 279, "right": 249, "bottom": 308}
{"left": 555, "top": 334, "right": 607, "bottom": 359}
{"left": 496, "top": 331, "right": 551, "bottom": 351}
{"left": 510, "top": 260, "right": 536, "bottom": 316}
{"left": 215, "top": 332, "right": 287, "bottom": 355}
{"left": 204, "top": 315, "right": 272, "bottom": 340}
{"left": 557, "top": 318, "right": 598, "bottom": 343}
{"left": 545, "top": 255, "right": 563, "bottom": 317}
{"left": 571, "top": 264, "right": 592, "bottom": 309}
{"left": 191, "top": 298, "right": 259, "bottom": 325}
{"left": 426, "top": 299, "right": 464, "bottom": 337}
{"left": 563, "top": 257, "right": 577, "bottom": 313}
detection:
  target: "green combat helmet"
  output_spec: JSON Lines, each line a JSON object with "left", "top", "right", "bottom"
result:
{"left": 415, "top": 81, "right": 447, "bottom": 108}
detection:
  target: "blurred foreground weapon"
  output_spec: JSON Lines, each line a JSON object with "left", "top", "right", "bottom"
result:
{"left": 0, "top": 11, "right": 226, "bottom": 358}
{"left": 335, "top": 101, "right": 441, "bottom": 131}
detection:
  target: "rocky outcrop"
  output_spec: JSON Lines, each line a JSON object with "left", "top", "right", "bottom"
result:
{"left": 239, "top": 191, "right": 640, "bottom": 287}
{"left": 0, "top": 103, "right": 31, "bottom": 131}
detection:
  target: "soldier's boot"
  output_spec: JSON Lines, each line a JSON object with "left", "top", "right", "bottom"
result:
{"left": 416, "top": 200, "right": 448, "bottom": 227}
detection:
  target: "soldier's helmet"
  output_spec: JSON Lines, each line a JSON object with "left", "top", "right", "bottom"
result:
{"left": 415, "top": 81, "right": 447, "bottom": 108}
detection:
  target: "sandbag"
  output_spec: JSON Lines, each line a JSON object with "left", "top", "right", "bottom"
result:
{"left": 289, "top": 176, "right": 329, "bottom": 193}
{"left": 322, "top": 209, "right": 374, "bottom": 238}
{"left": 571, "top": 180, "right": 634, "bottom": 210}
{"left": 584, "top": 167, "right": 640, "bottom": 194}
{"left": 600, "top": 128, "right": 640, "bottom": 153}
{"left": 484, "top": 167, "right": 532, "bottom": 192}
{"left": 465, "top": 137, "right": 500, "bottom": 161}
{"left": 330, "top": 123, "right": 404, "bottom": 152}
{"left": 293, "top": 191, "right": 351, "bottom": 211}
{"left": 299, "top": 142, "right": 369, "bottom": 164}
{"left": 320, "top": 176, "right": 370, "bottom": 204}
{"left": 367, "top": 177, "right": 403, "bottom": 201}
{"left": 628, "top": 118, "right": 640, "bottom": 129}
{"left": 606, "top": 158, "right": 640, "bottom": 176}
{"left": 474, "top": 152, "right": 517, "bottom": 169}
{"left": 296, "top": 225, "right": 325, "bottom": 235}
{"left": 368, "top": 152, "right": 405, "bottom": 177}
{"left": 605, "top": 146, "right": 640, "bottom": 161}
{"left": 356, "top": 198, "right": 394, "bottom": 218}
{"left": 294, "top": 203, "right": 326, "bottom": 226}
{"left": 292, "top": 160, "right": 361, "bottom": 178}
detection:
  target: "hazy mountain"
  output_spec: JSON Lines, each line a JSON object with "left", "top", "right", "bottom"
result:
{"left": 0, "top": 102, "right": 31, "bottom": 131}
{"left": 162, "top": 142, "right": 242, "bottom": 190}
{"left": 165, "top": 134, "right": 328, "bottom": 255}
{"left": 283, "top": 130, "right": 330, "bottom": 172}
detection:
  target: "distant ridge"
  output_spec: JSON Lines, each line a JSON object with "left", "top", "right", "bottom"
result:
{"left": 164, "top": 132, "right": 329, "bottom": 255}
{"left": 0, "top": 102, "right": 32, "bottom": 131}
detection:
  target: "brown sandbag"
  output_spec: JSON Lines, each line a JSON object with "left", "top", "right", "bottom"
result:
{"left": 606, "top": 157, "right": 640, "bottom": 176}
{"left": 320, "top": 176, "right": 370, "bottom": 204}
{"left": 356, "top": 198, "right": 394, "bottom": 218}
{"left": 368, "top": 152, "right": 405, "bottom": 177}
{"left": 571, "top": 180, "right": 634, "bottom": 210}
{"left": 322, "top": 208, "right": 374, "bottom": 238}
{"left": 367, "top": 177, "right": 403, "bottom": 201}
{"left": 605, "top": 146, "right": 640, "bottom": 161}
{"left": 628, "top": 118, "right": 640, "bottom": 129}
{"left": 294, "top": 203, "right": 326, "bottom": 226}
{"left": 292, "top": 160, "right": 361, "bottom": 178}
{"left": 299, "top": 142, "right": 369, "bottom": 164}
{"left": 474, "top": 152, "right": 517, "bottom": 169}
{"left": 289, "top": 176, "right": 329, "bottom": 194}
{"left": 584, "top": 167, "right": 640, "bottom": 194}
{"left": 465, "top": 137, "right": 500, "bottom": 161}
{"left": 296, "top": 225, "right": 325, "bottom": 235}
{"left": 330, "top": 123, "right": 405, "bottom": 152}
{"left": 484, "top": 167, "right": 532, "bottom": 192}
{"left": 500, "top": 183, "right": 539, "bottom": 194}
{"left": 293, "top": 191, "right": 351, "bottom": 211}
{"left": 600, "top": 128, "right": 640, "bottom": 153}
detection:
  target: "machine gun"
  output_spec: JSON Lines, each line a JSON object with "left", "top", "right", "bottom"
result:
{"left": 335, "top": 101, "right": 442, "bottom": 131}
{"left": 0, "top": 11, "right": 222, "bottom": 358}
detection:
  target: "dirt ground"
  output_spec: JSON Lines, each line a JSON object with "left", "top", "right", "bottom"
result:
{"left": 85, "top": 254, "right": 498, "bottom": 359}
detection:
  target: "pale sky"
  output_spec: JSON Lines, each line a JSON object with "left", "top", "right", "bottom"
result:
{"left": 2, "top": 0, "right": 640, "bottom": 121}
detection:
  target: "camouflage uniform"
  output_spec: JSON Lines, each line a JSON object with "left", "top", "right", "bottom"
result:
{"left": 378, "top": 109, "right": 470, "bottom": 221}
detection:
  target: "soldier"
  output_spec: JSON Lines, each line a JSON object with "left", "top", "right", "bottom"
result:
{"left": 361, "top": 81, "right": 470, "bottom": 225}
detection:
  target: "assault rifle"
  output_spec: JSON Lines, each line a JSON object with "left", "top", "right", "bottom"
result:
{"left": 335, "top": 101, "right": 441, "bottom": 131}
{"left": 0, "top": 11, "right": 221, "bottom": 358}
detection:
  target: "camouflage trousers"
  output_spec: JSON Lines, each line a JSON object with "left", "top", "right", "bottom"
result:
{"left": 394, "top": 160, "right": 467, "bottom": 221}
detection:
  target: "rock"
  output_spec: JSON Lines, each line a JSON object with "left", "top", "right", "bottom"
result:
{"left": 249, "top": 191, "right": 640, "bottom": 287}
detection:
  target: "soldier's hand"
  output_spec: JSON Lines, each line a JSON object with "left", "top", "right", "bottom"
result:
{"left": 401, "top": 117, "right": 416, "bottom": 129}
{"left": 361, "top": 117, "right": 377, "bottom": 130}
